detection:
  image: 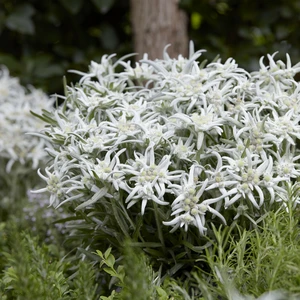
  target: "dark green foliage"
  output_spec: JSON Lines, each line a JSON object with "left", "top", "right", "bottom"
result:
{"left": 96, "top": 241, "right": 157, "bottom": 299}
{"left": 2, "top": 0, "right": 300, "bottom": 94}
{"left": 117, "top": 240, "right": 156, "bottom": 300}
{"left": 193, "top": 191, "right": 300, "bottom": 299}
{"left": 96, "top": 239, "right": 190, "bottom": 300}
{"left": 0, "top": 226, "right": 98, "bottom": 300}
{"left": 58, "top": 195, "right": 219, "bottom": 284}
{"left": 181, "top": 0, "right": 300, "bottom": 71}
{"left": 0, "top": 0, "right": 132, "bottom": 94}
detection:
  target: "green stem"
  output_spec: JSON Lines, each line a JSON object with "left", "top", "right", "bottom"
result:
{"left": 153, "top": 202, "right": 166, "bottom": 252}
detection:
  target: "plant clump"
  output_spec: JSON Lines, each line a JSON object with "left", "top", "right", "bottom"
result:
{"left": 0, "top": 67, "right": 55, "bottom": 221}
{"left": 35, "top": 43, "right": 300, "bottom": 238}
{"left": 0, "top": 67, "right": 54, "bottom": 173}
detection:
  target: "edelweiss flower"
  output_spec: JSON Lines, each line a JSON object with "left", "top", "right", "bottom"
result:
{"left": 142, "top": 122, "right": 175, "bottom": 146}
{"left": 33, "top": 157, "right": 83, "bottom": 207}
{"left": 171, "top": 103, "right": 223, "bottom": 149}
{"left": 89, "top": 149, "right": 126, "bottom": 191}
{"left": 171, "top": 134, "right": 196, "bottom": 160}
{"left": 222, "top": 149, "right": 270, "bottom": 209}
{"left": 121, "top": 145, "right": 182, "bottom": 214}
{"left": 99, "top": 111, "right": 146, "bottom": 145}
{"left": 272, "top": 147, "right": 300, "bottom": 179}
{"left": 164, "top": 165, "right": 226, "bottom": 234}
{"left": 266, "top": 109, "right": 300, "bottom": 145}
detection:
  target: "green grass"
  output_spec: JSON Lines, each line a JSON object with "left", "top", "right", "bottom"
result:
{"left": 192, "top": 184, "right": 300, "bottom": 299}
{"left": 0, "top": 223, "right": 98, "bottom": 300}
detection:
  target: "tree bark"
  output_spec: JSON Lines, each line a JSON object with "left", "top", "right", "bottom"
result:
{"left": 130, "top": 0, "right": 189, "bottom": 60}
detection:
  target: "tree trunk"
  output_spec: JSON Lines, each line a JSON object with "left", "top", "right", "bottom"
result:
{"left": 130, "top": 0, "right": 189, "bottom": 60}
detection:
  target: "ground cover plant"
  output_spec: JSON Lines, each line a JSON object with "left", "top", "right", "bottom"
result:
{"left": 2, "top": 43, "right": 300, "bottom": 299}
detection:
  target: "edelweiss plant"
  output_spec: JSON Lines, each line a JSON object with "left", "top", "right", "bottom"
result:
{"left": 34, "top": 43, "right": 300, "bottom": 256}
{"left": 0, "top": 67, "right": 53, "bottom": 172}
{"left": 0, "top": 67, "right": 54, "bottom": 220}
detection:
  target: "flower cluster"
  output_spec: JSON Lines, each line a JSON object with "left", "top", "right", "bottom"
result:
{"left": 0, "top": 67, "right": 54, "bottom": 172}
{"left": 35, "top": 44, "right": 300, "bottom": 235}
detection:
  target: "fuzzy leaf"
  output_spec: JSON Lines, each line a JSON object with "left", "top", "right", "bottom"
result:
{"left": 75, "top": 187, "right": 108, "bottom": 210}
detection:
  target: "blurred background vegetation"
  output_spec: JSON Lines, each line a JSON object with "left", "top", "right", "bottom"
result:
{"left": 1, "top": 0, "right": 300, "bottom": 95}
